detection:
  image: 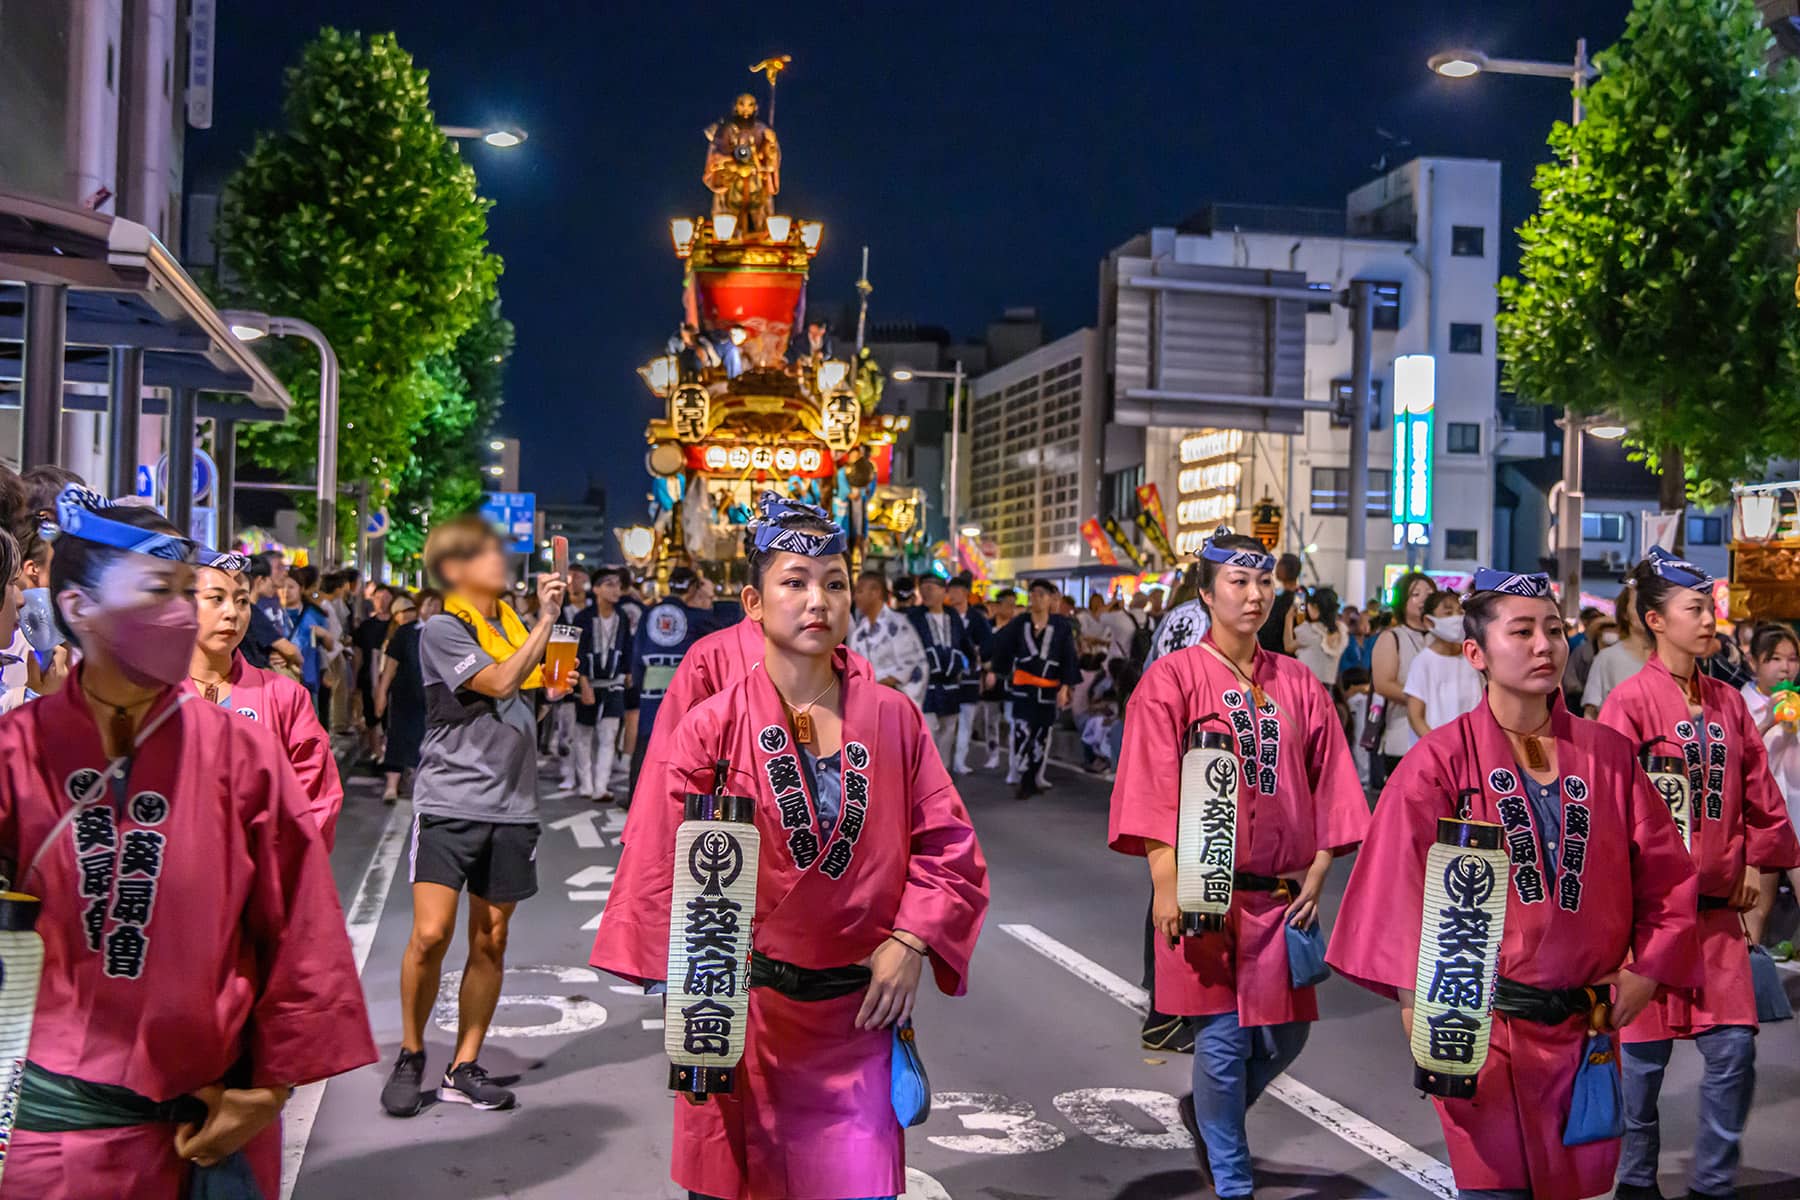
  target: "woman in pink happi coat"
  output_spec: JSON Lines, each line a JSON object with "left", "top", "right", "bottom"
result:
{"left": 592, "top": 494, "right": 988, "bottom": 1200}
{"left": 1109, "top": 530, "right": 1369, "bottom": 1199}
{"left": 184, "top": 552, "right": 345, "bottom": 848}
{"left": 0, "top": 488, "right": 374, "bottom": 1199}
{"left": 1330, "top": 568, "right": 1701, "bottom": 1200}
{"left": 1596, "top": 548, "right": 1800, "bottom": 1200}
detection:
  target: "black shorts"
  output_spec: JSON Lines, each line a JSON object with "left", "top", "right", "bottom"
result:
{"left": 410, "top": 815, "right": 541, "bottom": 904}
{"left": 623, "top": 683, "right": 641, "bottom": 712}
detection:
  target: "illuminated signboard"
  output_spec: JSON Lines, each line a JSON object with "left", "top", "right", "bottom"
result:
{"left": 1391, "top": 354, "right": 1434, "bottom": 546}
{"left": 696, "top": 444, "right": 827, "bottom": 477}
{"left": 670, "top": 385, "right": 710, "bottom": 442}
{"left": 1175, "top": 428, "right": 1246, "bottom": 555}
{"left": 821, "top": 392, "right": 860, "bottom": 453}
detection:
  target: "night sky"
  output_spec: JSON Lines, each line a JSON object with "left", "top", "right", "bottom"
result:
{"left": 187, "top": 1, "right": 1632, "bottom": 511}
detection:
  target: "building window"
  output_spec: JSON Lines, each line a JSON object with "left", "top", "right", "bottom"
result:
{"left": 1106, "top": 465, "right": 1144, "bottom": 519}
{"left": 1446, "top": 422, "right": 1481, "bottom": 454}
{"left": 1582, "top": 512, "right": 1627, "bottom": 543}
{"left": 1451, "top": 226, "right": 1485, "bottom": 257}
{"left": 1309, "top": 468, "right": 1392, "bottom": 516}
{"left": 1445, "top": 529, "right": 1478, "bottom": 559}
{"left": 1306, "top": 281, "right": 1334, "bottom": 315}
{"left": 1450, "top": 322, "right": 1483, "bottom": 354}
{"left": 1371, "top": 282, "right": 1401, "bottom": 331}
{"left": 1687, "top": 514, "right": 1724, "bottom": 546}
{"left": 1332, "top": 379, "right": 1382, "bottom": 431}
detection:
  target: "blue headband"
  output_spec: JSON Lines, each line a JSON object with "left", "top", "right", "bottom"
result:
{"left": 1644, "top": 545, "right": 1713, "bottom": 591}
{"left": 1470, "top": 568, "right": 1552, "bottom": 598}
{"left": 52, "top": 484, "right": 197, "bottom": 564}
{"left": 751, "top": 491, "right": 847, "bottom": 557}
{"left": 1200, "top": 528, "right": 1275, "bottom": 573}
{"left": 196, "top": 546, "right": 252, "bottom": 573}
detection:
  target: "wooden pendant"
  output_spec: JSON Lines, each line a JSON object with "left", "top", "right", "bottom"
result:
{"left": 793, "top": 708, "right": 814, "bottom": 744}
{"left": 1251, "top": 684, "right": 1268, "bottom": 710}
{"left": 1521, "top": 734, "right": 1547, "bottom": 772}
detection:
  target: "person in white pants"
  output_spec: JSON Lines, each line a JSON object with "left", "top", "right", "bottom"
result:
{"left": 572, "top": 569, "right": 629, "bottom": 802}
{"left": 945, "top": 575, "right": 992, "bottom": 774}
{"left": 554, "top": 568, "right": 592, "bottom": 787}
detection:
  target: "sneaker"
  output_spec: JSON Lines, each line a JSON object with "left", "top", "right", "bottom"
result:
{"left": 983, "top": 749, "right": 1002, "bottom": 770}
{"left": 437, "top": 1061, "right": 516, "bottom": 1110}
{"left": 1774, "top": 940, "right": 1794, "bottom": 962}
{"left": 1141, "top": 1016, "right": 1196, "bottom": 1054}
{"left": 952, "top": 762, "right": 973, "bottom": 776}
{"left": 1177, "top": 1093, "right": 1212, "bottom": 1189}
{"left": 380, "top": 1049, "right": 427, "bottom": 1117}
{"left": 1613, "top": 1185, "right": 1664, "bottom": 1200}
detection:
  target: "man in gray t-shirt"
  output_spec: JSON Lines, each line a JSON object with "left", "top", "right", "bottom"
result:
{"left": 382, "top": 515, "right": 568, "bottom": 1120}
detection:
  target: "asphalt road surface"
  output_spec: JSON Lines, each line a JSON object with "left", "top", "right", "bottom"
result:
{"left": 288, "top": 746, "right": 1800, "bottom": 1200}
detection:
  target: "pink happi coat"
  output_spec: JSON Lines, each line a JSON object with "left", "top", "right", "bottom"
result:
{"left": 1598, "top": 655, "right": 1800, "bottom": 1039}
{"left": 0, "top": 667, "right": 377, "bottom": 1200}
{"left": 181, "top": 653, "right": 345, "bottom": 849}
{"left": 1109, "top": 637, "right": 1369, "bottom": 1024}
{"left": 591, "top": 647, "right": 989, "bottom": 1200}
{"left": 1328, "top": 695, "right": 1701, "bottom": 1200}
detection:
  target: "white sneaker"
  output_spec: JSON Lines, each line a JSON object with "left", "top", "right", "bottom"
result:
{"left": 983, "top": 750, "right": 1002, "bottom": 770}
{"left": 952, "top": 761, "right": 972, "bottom": 776}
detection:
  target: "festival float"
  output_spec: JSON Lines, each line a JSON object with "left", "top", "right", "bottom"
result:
{"left": 634, "top": 62, "right": 922, "bottom": 582}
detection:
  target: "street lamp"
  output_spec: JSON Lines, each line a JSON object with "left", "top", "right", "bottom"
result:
{"left": 220, "top": 309, "right": 343, "bottom": 565}
{"left": 890, "top": 362, "right": 967, "bottom": 553}
{"left": 1429, "top": 38, "right": 1598, "bottom": 614}
{"left": 439, "top": 124, "right": 528, "bottom": 148}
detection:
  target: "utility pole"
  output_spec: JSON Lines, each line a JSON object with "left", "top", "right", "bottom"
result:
{"left": 1345, "top": 280, "right": 1374, "bottom": 612}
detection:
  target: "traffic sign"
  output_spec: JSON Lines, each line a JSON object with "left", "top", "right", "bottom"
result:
{"left": 481, "top": 491, "right": 536, "bottom": 554}
{"left": 135, "top": 464, "right": 154, "bottom": 500}
{"left": 364, "top": 509, "right": 390, "bottom": 538}
{"left": 155, "top": 448, "right": 216, "bottom": 505}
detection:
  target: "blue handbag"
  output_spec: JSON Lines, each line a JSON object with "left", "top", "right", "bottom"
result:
{"left": 891, "top": 1018, "right": 931, "bottom": 1127}
{"left": 1562, "top": 1032, "right": 1625, "bottom": 1146}
{"left": 1750, "top": 944, "right": 1794, "bottom": 1023}
{"left": 1285, "top": 921, "right": 1331, "bottom": 989}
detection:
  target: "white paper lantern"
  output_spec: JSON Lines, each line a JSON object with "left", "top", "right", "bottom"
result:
{"left": 665, "top": 793, "right": 759, "bottom": 1097}
{"left": 1409, "top": 819, "right": 1508, "bottom": 1099}
{"left": 1175, "top": 727, "right": 1238, "bottom": 936}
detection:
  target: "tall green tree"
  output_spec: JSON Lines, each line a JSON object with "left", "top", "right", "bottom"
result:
{"left": 217, "top": 28, "right": 502, "bottom": 542}
{"left": 385, "top": 296, "right": 514, "bottom": 568}
{"left": 1497, "top": 0, "right": 1800, "bottom": 523}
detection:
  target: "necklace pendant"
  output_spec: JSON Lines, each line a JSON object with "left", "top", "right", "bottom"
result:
{"left": 793, "top": 709, "right": 814, "bottom": 744}
{"left": 1251, "top": 684, "right": 1267, "bottom": 710}
{"left": 1522, "top": 734, "right": 1547, "bottom": 772}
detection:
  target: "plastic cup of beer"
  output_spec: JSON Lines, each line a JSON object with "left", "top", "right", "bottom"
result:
{"left": 546, "top": 625, "right": 580, "bottom": 692}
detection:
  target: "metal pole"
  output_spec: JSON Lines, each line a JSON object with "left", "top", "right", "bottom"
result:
{"left": 106, "top": 345, "right": 144, "bottom": 497}
{"left": 265, "top": 317, "right": 341, "bottom": 566}
{"left": 1572, "top": 38, "right": 1588, "bottom": 126}
{"left": 166, "top": 386, "right": 196, "bottom": 537}
{"left": 854, "top": 246, "right": 872, "bottom": 360}
{"left": 1558, "top": 416, "right": 1585, "bottom": 619}
{"left": 947, "top": 360, "right": 963, "bottom": 556}
{"left": 1346, "top": 280, "right": 1374, "bottom": 610}
{"left": 21, "top": 284, "right": 67, "bottom": 469}
{"left": 355, "top": 479, "right": 371, "bottom": 573}
{"left": 214, "top": 418, "right": 237, "bottom": 547}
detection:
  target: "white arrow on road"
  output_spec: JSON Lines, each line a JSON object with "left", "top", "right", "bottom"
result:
{"left": 548, "top": 810, "right": 606, "bottom": 849}
{"left": 565, "top": 865, "right": 616, "bottom": 888}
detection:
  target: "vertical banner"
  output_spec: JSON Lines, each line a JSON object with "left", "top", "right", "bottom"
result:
{"left": 1103, "top": 517, "right": 1144, "bottom": 570}
{"left": 1641, "top": 509, "right": 1683, "bottom": 553}
{"left": 1136, "top": 483, "right": 1171, "bottom": 543}
{"left": 1080, "top": 518, "right": 1117, "bottom": 566}
{"left": 1135, "top": 510, "right": 1177, "bottom": 565}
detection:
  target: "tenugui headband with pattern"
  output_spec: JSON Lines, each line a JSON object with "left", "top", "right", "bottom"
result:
{"left": 1469, "top": 568, "right": 1552, "bottom": 598}
{"left": 196, "top": 547, "right": 253, "bottom": 573}
{"left": 1644, "top": 545, "right": 1713, "bottom": 591}
{"left": 51, "top": 484, "right": 197, "bottom": 564}
{"left": 751, "top": 491, "right": 848, "bottom": 557}
{"left": 1200, "top": 529, "right": 1275, "bottom": 573}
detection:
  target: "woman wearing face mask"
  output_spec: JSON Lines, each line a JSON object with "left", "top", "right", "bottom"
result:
{"left": 1598, "top": 549, "right": 1800, "bottom": 1200}
{"left": 592, "top": 493, "right": 989, "bottom": 1200}
{"left": 1739, "top": 624, "right": 1800, "bottom": 948}
{"left": 1370, "top": 572, "right": 1436, "bottom": 778}
{"left": 0, "top": 486, "right": 375, "bottom": 1199}
{"left": 1403, "top": 591, "right": 1485, "bottom": 739}
{"left": 1583, "top": 585, "right": 1649, "bottom": 717}
{"left": 1110, "top": 529, "right": 1368, "bottom": 1199}
{"left": 183, "top": 552, "right": 345, "bottom": 848}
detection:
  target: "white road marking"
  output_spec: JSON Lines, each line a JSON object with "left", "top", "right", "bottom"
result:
{"left": 642, "top": 1017, "right": 665, "bottom": 1031}
{"left": 432, "top": 964, "right": 609, "bottom": 1037}
{"left": 566, "top": 864, "right": 616, "bottom": 887}
{"left": 568, "top": 890, "right": 611, "bottom": 902}
{"left": 548, "top": 810, "right": 606, "bottom": 848}
{"left": 999, "top": 922, "right": 1457, "bottom": 1200}
{"left": 281, "top": 800, "right": 412, "bottom": 1200}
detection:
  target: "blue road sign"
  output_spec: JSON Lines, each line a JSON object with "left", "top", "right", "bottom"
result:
{"left": 481, "top": 491, "right": 536, "bottom": 554}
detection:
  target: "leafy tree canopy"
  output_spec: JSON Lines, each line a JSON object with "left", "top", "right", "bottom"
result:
{"left": 218, "top": 27, "right": 502, "bottom": 536}
{"left": 1496, "top": 0, "right": 1800, "bottom": 507}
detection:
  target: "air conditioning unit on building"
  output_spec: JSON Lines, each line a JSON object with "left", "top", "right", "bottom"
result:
{"left": 1600, "top": 550, "right": 1625, "bottom": 574}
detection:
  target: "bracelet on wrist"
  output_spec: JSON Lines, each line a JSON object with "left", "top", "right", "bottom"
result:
{"left": 889, "top": 933, "right": 927, "bottom": 957}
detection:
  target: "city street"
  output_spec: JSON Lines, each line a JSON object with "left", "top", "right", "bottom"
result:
{"left": 288, "top": 750, "right": 1800, "bottom": 1200}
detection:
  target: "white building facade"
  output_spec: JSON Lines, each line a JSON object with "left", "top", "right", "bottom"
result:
{"left": 1094, "top": 157, "right": 1531, "bottom": 604}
